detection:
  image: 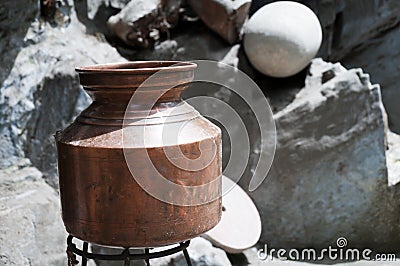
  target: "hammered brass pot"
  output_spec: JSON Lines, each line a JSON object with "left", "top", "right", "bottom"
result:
{"left": 56, "top": 61, "right": 222, "bottom": 247}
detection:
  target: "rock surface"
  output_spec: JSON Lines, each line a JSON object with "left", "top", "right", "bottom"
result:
{"left": 0, "top": 2, "right": 124, "bottom": 186}
{"left": 188, "top": 0, "right": 251, "bottom": 44}
{"left": 245, "top": 59, "right": 400, "bottom": 250}
{"left": 0, "top": 159, "right": 66, "bottom": 265}
{"left": 315, "top": 0, "right": 400, "bottom": 134}
{"left": 0, "top": 0, "right": 39, "bottom": 97}
{"left": 341, "top": 25, "right": 400, "bottom": 134}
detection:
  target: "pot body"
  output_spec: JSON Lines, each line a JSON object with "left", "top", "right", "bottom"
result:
{"left": 56, "top": 61, "right": 222, "bottom": 247}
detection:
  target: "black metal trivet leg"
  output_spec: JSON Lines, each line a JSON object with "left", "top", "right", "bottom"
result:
{"left": 182, "top": 247, "right": 192, "bottom": 266}
{"left": 145, "top": 248, "right": 150, "bottom": 266}
{"left": 81, "top": 242, "right": 88, "bottom": 266}
{"left": 123, "top": 248, "right": 131, "bottom": 266}
{"left": 67, "top": 246, "right": 78, "bottom": 266}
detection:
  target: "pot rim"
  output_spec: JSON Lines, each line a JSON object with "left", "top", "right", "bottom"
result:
{"left": 75, "top": 61, "right": 197, "bottom": 74}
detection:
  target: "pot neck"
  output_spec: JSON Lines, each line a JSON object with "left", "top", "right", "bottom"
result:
{"left": 75, "top": 61, "right": 197, "bottom": 126}
{"left": 83, "top": 84, "right": 188, "bottom": 106}
{"left": 77, "top": 85, "right": 192, "bottom": 126}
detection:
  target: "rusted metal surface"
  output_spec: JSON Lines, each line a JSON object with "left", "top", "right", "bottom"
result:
{"left": 56, "top": 61, "right": 222, "bottom": 247}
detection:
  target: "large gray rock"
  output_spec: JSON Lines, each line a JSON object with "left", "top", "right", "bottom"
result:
{"left": 132, "top": 36, "right": 400, "bottom": 250}
{"left": 189, "top": 44, "right": 400, "bottom": 249}
{"left": 246, "top": 59, "right": 400, "bottom": 250}
{"left": 0, "top": 159, "right": 66, "bottom": 265}
{"left": 0, "top": 4, "right": 124, "bottom": 186}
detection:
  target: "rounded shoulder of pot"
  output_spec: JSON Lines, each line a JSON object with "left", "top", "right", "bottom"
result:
{"left": 56, "top": 116, "right": 221, "bottom": 149}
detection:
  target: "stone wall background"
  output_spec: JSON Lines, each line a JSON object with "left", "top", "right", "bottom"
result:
{"left": 1, "top": 0, "right": 400, "bottom": 265}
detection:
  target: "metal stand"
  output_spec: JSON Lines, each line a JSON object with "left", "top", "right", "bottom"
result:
{"left": 66, "top": 235, "right": 192, "bottom": 266}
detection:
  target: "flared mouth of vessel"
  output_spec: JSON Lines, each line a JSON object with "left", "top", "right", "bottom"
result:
{"left": 75, "top": 61, "right": 197, "bottom": 74}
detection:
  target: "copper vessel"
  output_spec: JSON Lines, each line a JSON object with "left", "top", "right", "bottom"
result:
{"left": 56, "top": 61, "right": 222, "bottom": 247}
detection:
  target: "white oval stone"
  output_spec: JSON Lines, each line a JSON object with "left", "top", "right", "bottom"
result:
{"left": 243, "top": 1, "right": 322, "bottom": 77}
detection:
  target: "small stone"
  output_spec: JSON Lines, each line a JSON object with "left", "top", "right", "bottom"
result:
{"left": 188, "top": 0, "right": 251, "bottom": 44}
{"left": 243, "top": 1, "right": 322, "bottom": 77}
{"left": 321, "top": 69, "right": 336, "bottom": 83}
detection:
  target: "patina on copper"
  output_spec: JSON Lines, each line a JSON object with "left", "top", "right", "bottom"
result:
{"left": 56, "top": 61, "right": 222, "bottom": 247}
